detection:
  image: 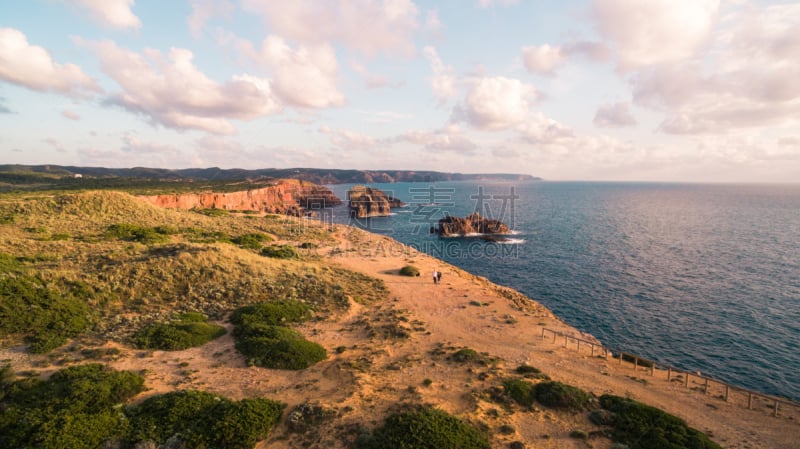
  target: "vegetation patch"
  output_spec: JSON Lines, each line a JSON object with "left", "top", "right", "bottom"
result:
{"left": 399, "top": 265, "right": 420, "bottom": 276}
{"left": 261, "top": 244, "right": 300, "bottom": 259}
{"left": 0, "top": 364, "right": 144, "bottom": 449}
{"left": 450, "top": 347, "right": 486, "bottom": 364}
{"left": 232, "top": 232, "right": 273, "bottom": 250}
{"left": 515, "top": 364, "right": 550, "bottom": 380}
{"left": 534, "top": 381, "right": 593, "bottom": 411}
{"left": 105, "top": 223, "right": 174, "bottom": 244}
{"left": 126, "top": 389, "right": 284, "bottom": 449}
{"left": 357, "top": 406, "right": 490, "bottom": 449}
{"left": 133, "top": 313, "right": 226, "bottom": 351}
{"left": 0, "top": 275, "right": 93, "bottom": 353}
{"left": 502, "top": 378, "right": 537, "bottom": 407}
{"left": 599, "top": 395, "right": 722, "bottom": 449}
{"left": 231, "top": 301, "right": 326, "bottom": 370}
{"left": 192, "top": 207, "right": 229, "bottom": 217}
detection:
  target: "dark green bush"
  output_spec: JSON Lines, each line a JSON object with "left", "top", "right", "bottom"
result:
{"left": 357, "top": 406, "right": 490, "bottom": 449}
{"left": 399, "top": 265, "right": 420, "bottom": 276}
{"left": 176, "top": 311, "right": 209, "bottom": 322}
{"left": 450, "top": 348, "right": 483, "bottom": 363}
{"left": 232, "top": 233, "right": 273, "bottom": 250}
{"left": 234, "top": 323, "right": 326, "bottom": 370}
{"left": 106, "top": 223, "right": 170, "bottom": 244}
{"left": 534, "top": 381, "right": 592, "bottom": 411}
{"left": 230, "top": 300, "right": 312, "bottom": 326}
{"left": 0, "top": 275, "right": 93, "bottom": 353}
{"left": 134, "top": 320, "right": 226, "bottom": 351}
{"left": 0, "top": 364, "right": 144, "bottom": 449}
{"left": 502, "top": 378, "right": 537, "bottom": 407}
{"left": 193, "top": 208, "right": 229, "bottom": 216}
{"left": 599, "top": 395, "right": 722, "bottom": 449}
{"left": 515, "top": 365, "right": 550, "bottom": 380}
{"left": 126, "top": 390, "right": 284, "bottom": 449}
{"left": 261, "top": 244, "right": 300, "bottom": 259}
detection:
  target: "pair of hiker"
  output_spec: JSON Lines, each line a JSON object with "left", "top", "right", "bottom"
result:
{"left": 432, "top": 269, "right": 442, "bottom": 284}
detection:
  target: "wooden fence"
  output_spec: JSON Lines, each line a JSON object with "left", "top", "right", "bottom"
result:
{"left": 540, "top": 327, "right": 800, "bottom": 419}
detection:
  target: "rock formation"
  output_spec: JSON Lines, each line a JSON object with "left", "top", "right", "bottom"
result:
{"left": 348, "top": 185, "right": 405, "bottom": 218}
{"left": 435, "top": 212, "right": 510, "bottom": 236}
{"left": 138, "top": 179, "right": 342, "bottom": 216}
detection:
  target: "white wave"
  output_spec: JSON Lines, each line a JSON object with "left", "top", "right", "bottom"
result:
{"left": 497, "top": 238, "right": 526, "bottom": 244}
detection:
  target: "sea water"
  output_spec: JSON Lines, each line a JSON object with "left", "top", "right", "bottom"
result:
{"left": 325, "top": 181, "right": 800, "bottom": 401}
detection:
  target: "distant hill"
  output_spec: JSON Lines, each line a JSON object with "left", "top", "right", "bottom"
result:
{"left": 0, "top": 164, "right": 540, "bottom": 185}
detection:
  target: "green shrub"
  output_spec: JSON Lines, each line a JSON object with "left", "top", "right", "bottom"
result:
{"left": 0, "top": 364, "right": 144, "bottom": 449}
{"left": 599, "top": 395, "right": 722, "bottom": 449}
{"left": 126, "top": 390, "right": 284, "bottom": 449}
{"left": 450, "top": 348, "right": 483, "bottom": 363}
{"left": 357, "top": 406, "right": 490, "bottom": 449}
{"left": 134, "top": 321, "right": 226, "bottom": 351}
{"left": 502, "top": 378, "right": 536, "bottom": 407}
{"left": 234, "top": 323, "right": 326, "bottom": 370}
{"left": 193, "top": 208, "right": 229, "bottom": 217}
{"left": 515, "top": 365, "right": 550, "bottom": 380}
{"left": 232, "top": 233, "right": 272, "bottom": 250}
{"left": 177, "top": 311, "right": 209, "bottom": 322}
{"left": 261, "top": 244, "right": 300, "bottom": 259}
{"left": 534, "top": 381, "right": 592, "bottom": 411}
{"left": 399, "top": 265, "right": 420, "bottom": 276}
{"left": 570, "top": 429, "right": 589, "bottom": 440}
{"left": 0, "top": 275, "right": 93, "bottom": 353}
{"left": 106, "top": 223, "right": 170, "bottom": 244}
{"left": 230, "top": 300, "right": 312, "bottom": 326}
{"left": 621, "top": 354, "right": 654, "bottom": 368}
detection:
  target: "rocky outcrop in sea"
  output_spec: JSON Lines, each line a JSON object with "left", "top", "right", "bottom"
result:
{"left": 347, "top": 185, "right": 405, "bottom": 218}
{"left": 435, "top": 212, "right": 510, "bottom": 237}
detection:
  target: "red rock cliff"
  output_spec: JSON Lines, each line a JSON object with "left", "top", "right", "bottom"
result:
{"left": 138, "top": 179, "right": 342, "bottom": 216}
{"left": 347, "top": 185, "right": 406, "bottom": 218}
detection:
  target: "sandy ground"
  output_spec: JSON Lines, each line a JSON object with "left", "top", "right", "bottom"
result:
{"left": 4, "top": 226, "right": 799, "bottom": 448}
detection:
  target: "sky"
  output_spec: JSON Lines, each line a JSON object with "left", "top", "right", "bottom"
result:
{"left": 0, "top": 0, "right": 798, "bottom": 182}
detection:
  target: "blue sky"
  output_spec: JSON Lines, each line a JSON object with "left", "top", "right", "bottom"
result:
{"left": 1, "top": 0, "right": 798, "bottom": 182}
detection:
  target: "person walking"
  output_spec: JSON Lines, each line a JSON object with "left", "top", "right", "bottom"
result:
{"left": 437, "top": 271, "right": 442, "bottom": 284}
{"left": 433, "top": 269, "right": 438, "bottom": 285}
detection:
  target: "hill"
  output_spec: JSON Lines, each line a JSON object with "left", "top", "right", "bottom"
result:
{"left": 1, "top": 190, "right": 797, "bottom": 449}
{"left": 0, "top": 164, "right": 539, "bottom": 190}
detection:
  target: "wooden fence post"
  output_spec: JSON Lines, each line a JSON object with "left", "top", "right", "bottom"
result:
{"left": 667, "top": 367, "right": 672, "bottom": 382}
{"left": 685, "top": 373, "right": 690, "bottom": 388}
{"left": 724, "top": 386, "right": 729, "bottom": 402}
{"left": 748, "top": 393, "right": 753, "bottom": 409}
{"left": 774, "top": 400, "right": 779, "bottom": 417}
{"left": 704, "top": 378, "right": 709, "bottom": 394}
{"left": 634, "top": 357, "right": 639, "bottom": 371}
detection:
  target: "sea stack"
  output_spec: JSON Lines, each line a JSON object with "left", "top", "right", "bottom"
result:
{"left": 347, "top": 185, "right": 405, "bottom": 218}
{"left": 436, "top": 212, "right": 510, "bottom": 236}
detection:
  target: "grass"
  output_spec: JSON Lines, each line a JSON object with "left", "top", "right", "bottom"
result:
{"left": 357, "top": 406, "right": 490, "bottom": 449}
{"left": 261, "top": 244, "right": 300, "bottom": 259}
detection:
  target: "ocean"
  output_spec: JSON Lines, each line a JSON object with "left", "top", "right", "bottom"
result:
{"left": 325, "top": 181, "right": 800, "bottom": 401}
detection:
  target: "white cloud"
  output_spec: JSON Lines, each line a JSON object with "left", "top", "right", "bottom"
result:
{"left": 259, "top": 36, "right": 345, "bottom": 108}
{"left": 61, "top": 110, "right": 81, "bottom": 120}
{"left": 517, "top": 113, "right": 574, "bottom": 145}
{"left": 629, "top": 3, "right": 800, "bottom": 134}
{"left": 423, "top": 46, "right": 456, "bottom": 104}
{"left": 456, "top": 77, "right": 537, "bottom": 130}
{"left": 319, "top": 126, "right": 378, "bottom": 150}
{"left": 77, "top": 39, "right": 282, "bottom": 134}
{"left": 241, "top": 0, "right": 419, "bottom": 56}
{"left": 0, "top": 28, "right": 101, "bottom": 96}
{"left": 68, "top": 0, "right": 141, "bottom": 30}
{"left": 396, "top": 124, "right": 478, "bottom": 154}
{"left": 593, "top": 102, "right": 637, "bottom": 128}
{"left": 477, "top": 0, "right": 519, "bottom": 7}
{"left": 521, "top": 44, "right": 565, "bottom": 76}
{"left": 592, "top": 0, "right": 720, "bottom": 69}
{"left": 187, "top": 0, "right": 234, "bottom": 38}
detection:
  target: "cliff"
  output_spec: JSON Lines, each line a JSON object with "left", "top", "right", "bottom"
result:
{"left": 138, "top": 179, "right": 342, "bottom": 216}
{"left": 436, "top": 212, "right": 510, "bottom": 236}
{"left": 348, "top": 185, "right": 405, "bottom": 218}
